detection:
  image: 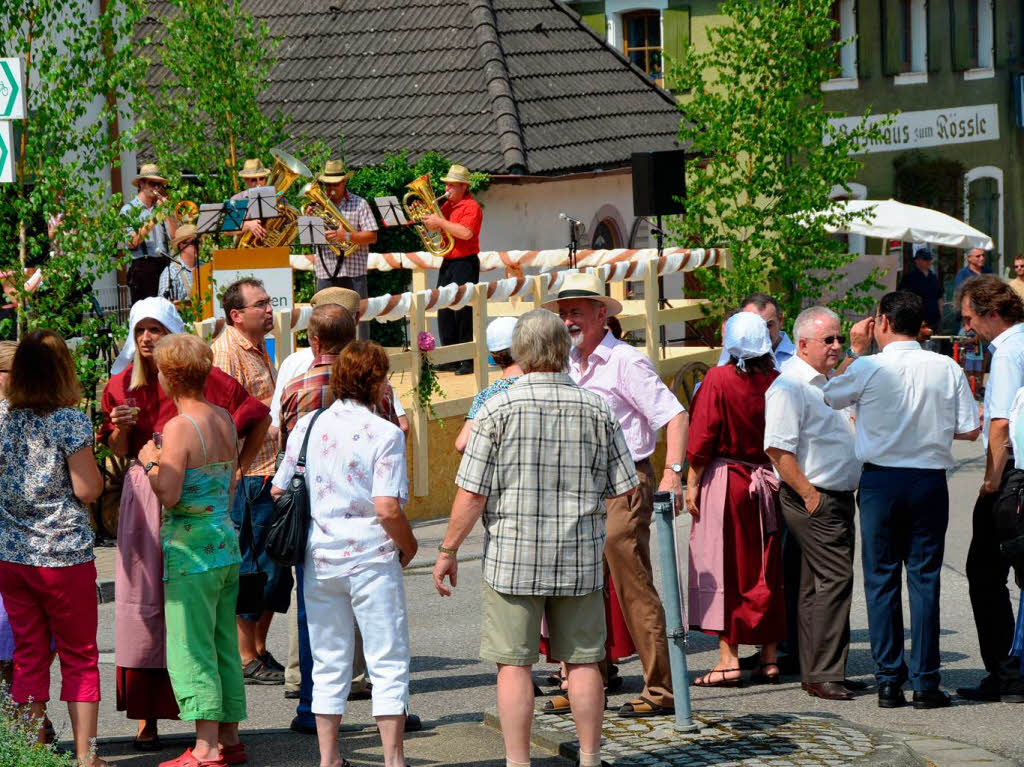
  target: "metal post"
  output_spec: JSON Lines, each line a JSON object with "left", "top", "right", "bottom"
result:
{"left": 653, "top": 490, "right": 697, "bottom": 732}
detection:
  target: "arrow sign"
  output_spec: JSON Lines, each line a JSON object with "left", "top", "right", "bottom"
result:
{"left": 0, "top": 122, "right": 12, "bottom": 183}
{"left": 0, "top": 58, "right": 25, "bottom": 120}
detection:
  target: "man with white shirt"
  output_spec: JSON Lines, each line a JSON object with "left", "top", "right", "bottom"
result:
{"left": 955, "top": 276, "right": 1024, "bottom": 703}
{"left": 824, "top": 291, "right": 979, "bottom": 710}
{"left": 764, "top": 306, "right": 863, "bottom": 701}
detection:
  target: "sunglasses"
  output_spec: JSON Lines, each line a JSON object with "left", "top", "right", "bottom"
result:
{"left": 812, "top": 334, "right": 846, "bottom": 345}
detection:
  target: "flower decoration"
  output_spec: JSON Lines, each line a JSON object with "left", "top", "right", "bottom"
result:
{"left": 414, "top": 331, "right": 446, "bottom": 425}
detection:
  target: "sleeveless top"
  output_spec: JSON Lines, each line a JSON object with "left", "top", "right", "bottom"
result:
{"left": 160, "top": 414, "right": 242, "bottom": 580}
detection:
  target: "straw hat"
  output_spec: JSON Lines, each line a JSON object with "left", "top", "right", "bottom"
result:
{"left": 318, "top": 160, "right": 354, "bottom": 184}
{"left": 238, "top": 158, "right": 270, "bottom": 179}
{"left": 171, "top": 224, "right": 198, "bottom": 252}
{"left": 132, "top": 163, "right": 168, "bottom": 187}
{"left": 440, "top": 164, "right": 471, "bottom": 185}
{"left": 542, "top": 271, "right": 622, "bottom": 316}
{"left": 310, "top": 286, "right": 361, "bottom": 315}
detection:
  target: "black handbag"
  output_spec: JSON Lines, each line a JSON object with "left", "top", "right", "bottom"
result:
{"left": 235, "top": 480, "right": 268, "bottom": 616}
{"left": 266, "top": 408, "right": 326, "bottom": 566}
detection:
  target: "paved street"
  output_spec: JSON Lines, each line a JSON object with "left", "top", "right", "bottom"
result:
{"left": 40, "top": 440, "right": 1023, "bottom": 765}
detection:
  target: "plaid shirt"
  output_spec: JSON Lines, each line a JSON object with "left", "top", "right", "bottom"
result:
{"left": 456, "top": 372, "right": 638, "bottom": 596}
{"left": 279, "top": 354, "right": 400, "bottom": 442}
{"left": 211, "top": 324, "right": 278, "bottom": 477}
{"left": 313, "top": 191, "right": 378, "bottom": 279}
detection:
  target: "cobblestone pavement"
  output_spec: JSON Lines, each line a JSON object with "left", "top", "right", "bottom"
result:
{"left": 526, "top": 709, "right": 924, "bottom": 767}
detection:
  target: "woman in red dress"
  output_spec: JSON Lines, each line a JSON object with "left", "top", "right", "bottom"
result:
{"left": 684, "top": 312, "right": 786, "bottom": 687}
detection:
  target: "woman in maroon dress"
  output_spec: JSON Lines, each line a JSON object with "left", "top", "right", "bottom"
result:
{"left": 99, "top": 298, "right": 270, "bottom": 750}
{"left": 684, "top": 312, "right": 786, "bottom": 687}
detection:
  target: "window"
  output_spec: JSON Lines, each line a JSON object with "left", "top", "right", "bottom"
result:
{"left": 896, "top": 0, "right": 912, "bottom": 73}
{"left": 591, "top": 218, "right": 621, "bottom": 249}
{"left": 968, "top": 0, "right": 980, "bottom": 68}
{"left": 963, "top": 0, "right": 994, "bottom": 78}
{"left": 823, "top": 0, "right": 858, "bottom": 90}
{"left": 622, "top": 11, "right": 662, "bottom": 84}
{"left": 882, "top": 0, "right": 926, "bottom": 84}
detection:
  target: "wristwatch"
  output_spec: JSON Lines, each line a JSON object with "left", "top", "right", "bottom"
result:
{"left": 143, "top": 460, "right": 160, "bottom": 474}
{"left": 669, "top": 462, "right": 683, "bottom": 474}
{"left": 438, "top": 544, "right": 458, "bottom": 556}
{"left": 845, "top": 348, "right": 859, "bottom": 360}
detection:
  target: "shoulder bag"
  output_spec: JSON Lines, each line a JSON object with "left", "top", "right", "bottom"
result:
{"left": 266, "top": 408, "right": 326, "bottom": 566}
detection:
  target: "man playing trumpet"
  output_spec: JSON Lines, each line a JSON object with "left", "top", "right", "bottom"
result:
{"left": 311, "top": 160, "right": 378, "bottom": 340}
{"left": 121, "top": 164, "right": 179, "bottom": 304}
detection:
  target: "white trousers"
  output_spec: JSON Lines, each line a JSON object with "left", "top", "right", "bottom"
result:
{"left": 303, "top": 557, "right": 410, "bottom": 717}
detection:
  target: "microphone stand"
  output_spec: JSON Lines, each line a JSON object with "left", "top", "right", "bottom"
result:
{"left": 568, "top": 218, "right": 579, "bottom": 270}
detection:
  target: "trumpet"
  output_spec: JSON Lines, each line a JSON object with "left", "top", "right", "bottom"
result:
{"left": 138, "top": 196, "right": 199, "bottom": 238}
{"left": 402, "top": 174, "right": 454, "bottom": 258}
{"left": 299, "top": 181, "right": 359, "bottom": 258}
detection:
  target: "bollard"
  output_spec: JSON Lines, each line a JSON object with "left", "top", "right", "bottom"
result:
{"left": 653, "top": 490, "right": 697, "bottom": 732}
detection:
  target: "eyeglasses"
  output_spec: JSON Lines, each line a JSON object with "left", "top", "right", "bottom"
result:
{"left": 812, "top": 334, "right": 846, "bottom": 345}
{"left": 244, "top": 299, "right": 272, "bottom": 310}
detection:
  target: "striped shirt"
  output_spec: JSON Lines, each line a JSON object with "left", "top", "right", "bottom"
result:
{"left": 456, "top": 372, "right": 638, "bottom": 596}
{"left": 211, "top": 324, "right": 278, "bottom": 477}
{"left": 313, "top": 191, "right": 378, "bottom": 279}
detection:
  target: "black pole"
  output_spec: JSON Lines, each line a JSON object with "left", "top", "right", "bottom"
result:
{"left": 657, "top": 214, "right": 667, "bottom": 355}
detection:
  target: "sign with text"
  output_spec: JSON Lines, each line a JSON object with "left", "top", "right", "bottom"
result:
{"left": 207, "top": 247, "right": 292, "bottom": 320}
{"left": 0, "top": 121, "right": 12, "bottom": 183}
{"left": 0, "top": 58, "right": 25, "bottom": 120}
{"left": 827, "top": 104, "right": 1000, "bottom": 154}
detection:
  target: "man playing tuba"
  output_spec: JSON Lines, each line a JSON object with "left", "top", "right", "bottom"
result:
{"left": 230, "top": 158, "right": 272, "bottom": 242}
{"left": 422, "top": 164, "right": 483, "bottom": 375}
{"left": 311, "top": 160, "right": 378, "bottom": 340}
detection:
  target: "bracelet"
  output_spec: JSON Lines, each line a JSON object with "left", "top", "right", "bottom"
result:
{"left": 437, "top": 544, "right": 458, "bottom": 556}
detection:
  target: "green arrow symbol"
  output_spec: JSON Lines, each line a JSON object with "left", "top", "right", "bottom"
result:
{"left": 0, "top": 61, "right": 19, "bottom": 118}
{"left": 0, "top": 127, "right": 8, "bottom": 174}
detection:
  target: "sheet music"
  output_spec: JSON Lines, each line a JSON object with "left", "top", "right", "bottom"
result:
{"left": 245, "top": 185, "right": 278, "bottom": 220}
{"left": 297, "top": 216, "right": 327, "bottom": 246}
{"left": 195, "top": 203, "right": 226, "bottom": 235}
{"left": 375, "top": 196, "right": 408, "bottom": 227}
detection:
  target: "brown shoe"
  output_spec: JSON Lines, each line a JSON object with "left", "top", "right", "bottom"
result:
{"left": 803, "top": 681, "right": 854, "bottom": 700}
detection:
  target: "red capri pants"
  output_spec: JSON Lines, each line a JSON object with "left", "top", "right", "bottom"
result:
{"left": 0, "top": 560, "right": 100, "bottom": 703}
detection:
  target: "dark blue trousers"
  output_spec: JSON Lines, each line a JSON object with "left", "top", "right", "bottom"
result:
{"left": 858, "top": 465, "right": 948, "bottom": 692}
{"left": 294, "top": 563, "right": 315, "bottom": 728}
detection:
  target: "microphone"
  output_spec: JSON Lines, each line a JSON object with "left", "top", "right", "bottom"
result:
{"left": 559, "top": 212, "right": 584, "bottom": 228}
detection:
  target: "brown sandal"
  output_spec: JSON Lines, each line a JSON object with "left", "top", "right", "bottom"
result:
{"left": 617, "top": 695, "right": 674, "bottom": 717}
{"left": 693, "top": 668, "right": 744, "bottom": 688}
{"left": 541, "top": 693, "right": 572, "bottom": 713}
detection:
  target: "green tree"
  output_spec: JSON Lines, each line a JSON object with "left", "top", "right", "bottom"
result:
{"left": 0, "top": 0, "right": 146, "bottom": 399}
{"left": 138, "top": 0, "right": 287, "bottom": 203}
{"left": 672, "top": 0, "right": 888, "bottom": 326}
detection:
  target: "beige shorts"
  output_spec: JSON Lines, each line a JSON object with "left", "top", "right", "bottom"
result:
{"left": 479, "top": 581, "right": 606, "bottom": 666}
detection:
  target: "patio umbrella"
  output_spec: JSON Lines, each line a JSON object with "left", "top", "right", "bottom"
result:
{"left": 802, "top": 198, "right": 994, "bottom": 250}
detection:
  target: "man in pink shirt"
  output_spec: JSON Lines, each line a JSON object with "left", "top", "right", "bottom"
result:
{"left": 545, "top": 271, "right": 688, "bottom": 717}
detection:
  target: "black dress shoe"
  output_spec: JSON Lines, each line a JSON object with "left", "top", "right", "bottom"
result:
{"left": 956, "top": 675, "right": 1001, "bottom": 702}
{"left": 290, "top": 716, "right": 317, "bottom": 734}
{"left": 877, "top": 682, "right": 906, "bottom": 708}
{"left": 840, "top": 678, "right": 869, "bottom": 691}
{"left": 804, "top": 681, "right": 854, "bottom": 701}
{"left": 284, "top": 689, "right": 300, "bottom": 700}
{"left": 913, "top": 689, "right": 952, "bottom": 709}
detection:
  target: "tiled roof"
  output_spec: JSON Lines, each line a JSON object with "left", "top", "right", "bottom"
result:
{"left": 141, "top": 0, "right": 681, "bottom": 176}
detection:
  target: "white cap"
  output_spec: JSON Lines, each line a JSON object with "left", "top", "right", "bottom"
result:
{"left": 723, "top": 311, "right": 772, "bottom": 370}
{"left": 486, "top": 316, "right": 518, "bottom": 353}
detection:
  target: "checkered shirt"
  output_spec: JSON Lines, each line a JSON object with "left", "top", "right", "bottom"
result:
{"left": 456, "top": 372, "right": 639, "bottom": 596}
{"left": 211, "top": 325, "right": 278, "bottom": 477}
{"left": 313, "top": 191, "right": 378, "bottom": 279}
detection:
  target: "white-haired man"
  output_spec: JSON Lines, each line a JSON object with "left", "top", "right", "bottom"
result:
{"left": 433, "top": 309, "right": 638, "bottom": 767}
{"left": 764, "top": 306, "right": 863, "bottom": 700}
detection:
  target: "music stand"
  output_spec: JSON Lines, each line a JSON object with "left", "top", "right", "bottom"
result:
{"left": 246, "top": 185, "right": 279, "bottom": 222}
{"left": 375, "top": 196, "right": 408, "bottom": 228}
{"left": 298, "top": 216, "right": 327, "bottom": 247}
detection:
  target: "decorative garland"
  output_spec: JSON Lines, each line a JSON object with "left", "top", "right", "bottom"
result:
{"left": 415, "top": 331, "right": 446, "bottom": 423}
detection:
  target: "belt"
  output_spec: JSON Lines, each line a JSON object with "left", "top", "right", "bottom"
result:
{"left": 863, "top": 462, "right": 945, "bottom": 473}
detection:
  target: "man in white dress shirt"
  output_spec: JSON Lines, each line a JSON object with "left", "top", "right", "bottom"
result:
{"left": 955, "top": 275, "right": 1024, "bottom": 702}
{"left": 764, "top": 306, "right": 863, "bottom": 701}
{"left": 824, "top": 291, "right": 979, "bottom": 710}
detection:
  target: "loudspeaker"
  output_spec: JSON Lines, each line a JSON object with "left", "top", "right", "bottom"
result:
{"left": 631, "top": 150, "right": 686, "bottom": 217}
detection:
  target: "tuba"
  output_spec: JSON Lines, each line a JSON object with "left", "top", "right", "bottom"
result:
{"left": 402, "top": 174, "right": 455, "bottom": 258}
{"left": 299, "top": 181, "right": 359, "bottom": 258}
{"left": 237, "top": 148, "right": 311, "bottom": 249}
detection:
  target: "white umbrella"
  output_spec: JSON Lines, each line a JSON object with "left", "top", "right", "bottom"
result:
{"left": 804, "top": 198, "right": 994, "bottom": 251}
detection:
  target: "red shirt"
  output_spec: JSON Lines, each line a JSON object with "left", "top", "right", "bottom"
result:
{"left": 440, "top": 194, "right": 482, "bottom": 260}
{"left": 99, "top": 364, "right": 270, "bottom": 460}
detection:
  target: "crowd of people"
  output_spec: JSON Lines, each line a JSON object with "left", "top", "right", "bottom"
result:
{"left": 0, "top": 261, "right": 1023, "bottom": 767}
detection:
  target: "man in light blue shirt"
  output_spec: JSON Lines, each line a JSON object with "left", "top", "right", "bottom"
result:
{"left": 956, "top": 275, "right": 1024, "bottom": 703}
{"left": 715, "top": 292, "right": 795, "bottom": 368}
{"left": 121, "top": 164, "right": 177, "bottom": 303}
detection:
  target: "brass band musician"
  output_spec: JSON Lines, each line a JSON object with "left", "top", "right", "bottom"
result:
{"left": 121, "top": 164, "right": 179, "bottom": 304}
{"left": 230, "top": 158, "right": 272, "bottom": 242}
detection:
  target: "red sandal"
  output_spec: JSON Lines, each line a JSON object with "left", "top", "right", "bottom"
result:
{"left": 158, "top": 748, "right": 227, "bottom": 767}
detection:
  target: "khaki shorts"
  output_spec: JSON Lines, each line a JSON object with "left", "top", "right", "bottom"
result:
{"left": 479, "top": 582, "right": 606, "bottom": 666}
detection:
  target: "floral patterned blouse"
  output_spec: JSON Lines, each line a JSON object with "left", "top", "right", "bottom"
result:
{"left": 0, "top": 402, "right": 96, "bottom": 568}
{"left": 466, "top": 376, "right": 519, "bottom": 420}
{"left": 160, "top": 415, "right": 241, "bottom": 579}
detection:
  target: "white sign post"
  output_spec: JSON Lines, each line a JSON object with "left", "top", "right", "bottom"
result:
{"left": 0, "top": 57, "right": 25, "bottom": 120}
{"left": 0, "top": 121, "right": 13, "bottom": 184}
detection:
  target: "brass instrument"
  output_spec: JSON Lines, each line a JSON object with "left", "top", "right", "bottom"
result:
{"left": 299, "top": 181, "right": 359, "bottom": 258}
{"left": 402, "top": 174, "right": 454, "bottom": 257}
{"left": 237, "top": 148, "right": 311, "bottom": 249}
{"left": 174, "top": 200, "right": 199, "bottom": 225}
{"left": 138, "top": 197, "right": 198, "bottom": 237}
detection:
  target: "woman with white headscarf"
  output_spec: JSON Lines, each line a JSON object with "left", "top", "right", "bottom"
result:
{"left": 684, "top": 311, "right": 786, "bottom": 688}
{"left": 99, "top": 298, "right": 270, "bottom": 750}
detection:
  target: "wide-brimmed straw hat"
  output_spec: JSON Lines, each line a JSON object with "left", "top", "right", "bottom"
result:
{"left": 132, "top": 163, "right": 168, "bottom": 187}
{"left": 440, "top": 164, "right": 471, "bottom": 185}
{"left": 318, "top": 160, "right": 354, "bottom": 184}
{"left": 171, "top": 224, "right": 198, "bottom": 252}
{"left": 310, "top": 286, "right": 361, "bottom": 315}
{"left": 239, "top": 158, "right": 270, "bottom": 179}
{"left": 542, "top": 271, "right": 622, "bottom": 316}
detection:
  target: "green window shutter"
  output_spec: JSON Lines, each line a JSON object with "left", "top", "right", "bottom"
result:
{"left": 881, "top": 0, "right": 903, "bottom": 76}
{"left": 927, "top": 0, "right": 943, "bottom": 72}
{"left": 856, "top": 0, "right": 872, "bottom": 78}
{"left": 576, "top": 0, "right": 607, "bottom": 39}
{"left": 950, "top": 0, "right": 971, "bottom": 71}
{"left": 663, "top": 2, "right": 691, "bottom": 91}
